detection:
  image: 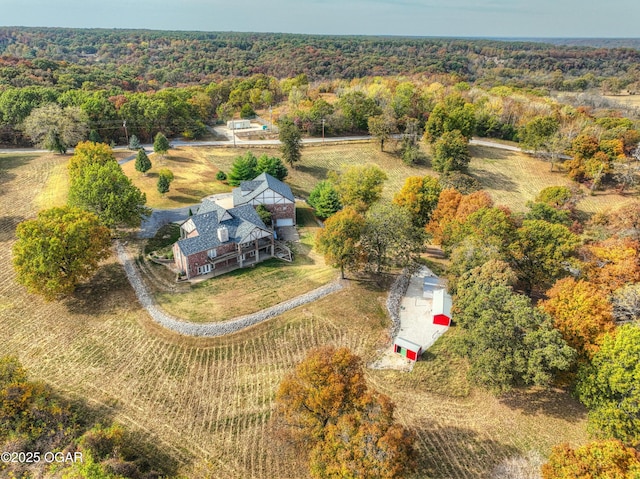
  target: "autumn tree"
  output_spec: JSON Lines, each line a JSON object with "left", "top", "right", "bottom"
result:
{"left": 308, "top": 180, "right": 342, "bottom": 220}
{"left": 425, "top": 188, "right": 462, "bottom": 244}
{"left": 540, "top": 278, "right": 615, "bottom": 359}
{"left": 425, "top": 93, "right": 475, "bottom": 142}
{"left": 535, "top": 186, "right": 574, "bottom": 209}
{"left": 12, "top": 207, "right": 111, "bottom": 300}
{"left": 153, "top": 132, "right": 170, "bottom": 156}
{"left": 309, "top": 392, "right": 416, "bottom": 479}
{"left": 315, "top": 207, "right": 364, "bottom": 279}
{"left": 576, "top": 325, "right": 640, "bottom": 446}
{"left": 134, "top": 149, "right": 152, "bottom": 175}
{"left": 275, "top": 347, "right": 369, "bottom": 444}
{"left": 279, "top": 118, "right": 302, "bottom": 168}
{"left": 509, "top": 220, "right": 579, "bottom": 294}
{"left": 454, "top": 275, "right": 575, "bottom": 392}
{"left": 368, "top": 113, "right": 396, "bottom": 151}
{"left": 525, "top": 201, "right": 571, "bottom": 226}
{"left": 68, "top": 160, "right": 150, "bottom": 229}
{"left": 432, "top": 129, "right": 471, "bottom": 173}
{"left": 274, "top": 347, "right": 415, "bottom": 478}
{"left": 361, "top": 202, "right": 423, "bottom": 274}
{"left": 542, "top": 440, "right": 640, "bottom": 479}
{"left": 67, "top": 140, "right": 117, "bottom": 179}
{"left": 393, "top": 175, "right": 442, "bottom": 227}
{"left": 426, "top": 189, "right": 494, "bottom": 247}
{"left": 582, "top": 238, "right": 640, "bottom": 292}
{"left": 22, "top": 103, "right": 87, "bottom": 153}
{"left": 519, "top": 115, "right": 559, "bottom": 156}
{"left": 331, "top": 165, "right": 387, "bottom": 213}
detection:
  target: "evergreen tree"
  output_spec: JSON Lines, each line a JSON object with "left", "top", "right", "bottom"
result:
{"left": 228, "top": 151, "right": 258, "bottom": 186}
{"left": 134, "top": 149, "right": 151, "bottom": 175}
{"left": 157, "top": 174, "right": 170, "bottom": 195}
{"left": 279, "top": 119, "right": 302, "bottom": 168}
{"left": 128, "top": 134, "right": 141, "bottom": 150}
{"left": 153, "top": 132, "right": 170, "bottom": 156}
{"left": 308, "top": 181, "right": 342, "bottom": 220}
{"left": 256, "top": 154, "right": 288, "bottom": 180}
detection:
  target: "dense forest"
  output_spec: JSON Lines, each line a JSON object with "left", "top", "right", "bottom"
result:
{"left": 1, "top": 28, "right": 640, "bottom": 90}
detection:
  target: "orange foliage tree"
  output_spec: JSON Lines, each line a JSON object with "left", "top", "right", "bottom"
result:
{"left": 426, "top": 189, "right": 493, "bottom": 247}
{"left": 540, "top": 278, "right": 615, "bottom": 359}
{"left": 542, "top": 440, "right": 640, "bottom": 479}
{"left": 582, "top": 238, "right": 640, "bottom": 292}
{"left": 274, "top": 347, "right": 416, "bottom": 478}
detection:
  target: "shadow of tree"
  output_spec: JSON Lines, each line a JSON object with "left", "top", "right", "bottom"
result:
{"left": 499, "top": 387, "right": 587, "bottom": 423}
{"left": 412, "top": 420, "right": 521, "bottom": 479}
{"left": 65, "top": 263, "right": 136, "bottom": 316}
{"left": 0, "top": 215, "right": 24, "bottom": 242}
{"left": 296, "top": 163, "right": 329, "bottom": 180}
{"left": 469, "top": 169, "right": 519, "bottom": 192}
{"left": 167, "top": 194, "right": 199, "bottom": 204}
{"left": 0, "top": 171, "right": 16, "bottom": 194}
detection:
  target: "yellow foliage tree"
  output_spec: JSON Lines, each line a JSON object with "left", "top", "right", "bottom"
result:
{"left": 540, "top": 278, "right": 615, "bottom": 359}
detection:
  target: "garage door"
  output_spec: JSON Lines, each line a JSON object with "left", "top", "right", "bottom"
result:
{"left": 276, "top": 218, "right": 294, "bottom": 227}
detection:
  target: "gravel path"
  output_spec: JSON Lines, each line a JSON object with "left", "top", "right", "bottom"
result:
{"left": 115, "top": 241, "right": 343, "bottom": 337}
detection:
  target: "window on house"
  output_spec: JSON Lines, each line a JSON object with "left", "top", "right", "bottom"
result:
{"left": 207, "top": 249, "right": 217, "bottom": 258}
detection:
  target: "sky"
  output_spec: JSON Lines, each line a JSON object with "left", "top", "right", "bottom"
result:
{"left": 0, "top": 0, "right": 639, "bottom": 38}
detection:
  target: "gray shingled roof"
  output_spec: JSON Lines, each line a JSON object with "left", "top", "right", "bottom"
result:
{"left": 233, "top": 172, "right": 294, "bottom": 206}
{"left": 176, "top": 202, "right": 269, "bottom": 257}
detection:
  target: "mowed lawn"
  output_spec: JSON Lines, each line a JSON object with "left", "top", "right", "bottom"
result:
{"left": 0, "top": 152, "right": 592, "bottom": 478}
{"left": 154, "top": 204, "right": 336, "bottom": 323}
{"left": 120, "top": 148, "right": 232, "bottom": 208}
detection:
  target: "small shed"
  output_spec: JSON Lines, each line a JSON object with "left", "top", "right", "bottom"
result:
{"left": 227, "top": 119, "right": 251, "bottom": 130}
{"left": 432, "top": 288, "right": 453, "bottom": 326}
{"left": 393, "top": 337, "right": 423, "bottom": 361}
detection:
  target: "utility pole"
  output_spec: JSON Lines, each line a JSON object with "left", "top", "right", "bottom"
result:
{"left": 123, "top": 120, "right": 129, "bottom": 145}
{"left": 269, "top": 106, "right": 273, "bottom": 132}
{"left": 322, "top": 118, "right": 325, "bottom": 144}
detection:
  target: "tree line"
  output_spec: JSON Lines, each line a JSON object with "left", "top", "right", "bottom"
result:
{"left": 1, "top": 28, "right": 640, "bottom": 91}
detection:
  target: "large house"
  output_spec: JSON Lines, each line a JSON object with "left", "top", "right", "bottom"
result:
{"left": 172, "top": 173, "right": 295, "bottom": 279}
{"left": 232, "top": 172, "right": 296, "bottom": 227}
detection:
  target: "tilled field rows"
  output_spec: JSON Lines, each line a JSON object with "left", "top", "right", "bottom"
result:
{"left": 0, "top": 155, "right": 386, "bottom": 477}
{"left": 1, "top": 153, "right": 589, "bottom": 478}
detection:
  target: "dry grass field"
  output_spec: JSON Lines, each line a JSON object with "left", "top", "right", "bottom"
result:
{"left": 468, "top": 145, "right": 640, "bottom": 214}
{"left": 0, "top": 148, "right": 614, "bottom": 478}
{"left": 120, "top": 149, "right": 232, "bottom": 209}
{"left": 604, "top": 93, "right": 640, "bottom": 107}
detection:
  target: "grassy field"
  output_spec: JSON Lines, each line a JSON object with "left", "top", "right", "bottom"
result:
{"left": 144, "top": 202, "right": 335, "bottom": 323}
{"left": 0, "top": 151, "right": 593, "bottom": 478}
{"left": 604, "top": 93, "right": 640, "bottom": 107}
{"left": 468, "top": 145, "right": 639, "bottom": 214}
{"left": 0, "top": 155, "right": 587, "bottom": 479}
{"left": 120, "top": 149, "right": 232, "bottom": 208}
